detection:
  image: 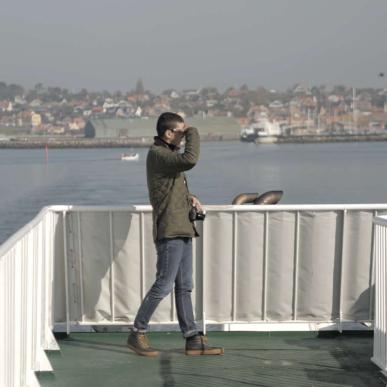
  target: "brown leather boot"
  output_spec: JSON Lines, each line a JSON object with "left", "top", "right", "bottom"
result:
{"left": 185, "top": 333, "right": 224, "bottom": 356}
{"left": 127, "top": 331, "right": 159, "bottom": 357}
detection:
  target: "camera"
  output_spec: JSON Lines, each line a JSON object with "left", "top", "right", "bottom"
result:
{"left": 189, "top": 207, "right": 206, "bottom": 222}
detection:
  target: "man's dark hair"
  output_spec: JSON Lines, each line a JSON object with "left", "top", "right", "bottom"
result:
{"left": 156, "top": 112, "right": 184, "bottom": 137}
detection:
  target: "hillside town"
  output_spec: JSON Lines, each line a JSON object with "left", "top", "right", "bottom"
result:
{"left": 0, "top": 79, "right": 387, "bottom": 143}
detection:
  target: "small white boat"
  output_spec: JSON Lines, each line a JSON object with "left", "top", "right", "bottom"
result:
{"left": 121, "top": 153, "right": 139, "bottom": 161}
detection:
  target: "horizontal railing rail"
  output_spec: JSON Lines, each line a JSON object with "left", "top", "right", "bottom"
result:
{"left": 48, "top": 203, "right": 387, "bottom": 212}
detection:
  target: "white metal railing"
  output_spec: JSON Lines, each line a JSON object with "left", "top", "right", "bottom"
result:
{"left": 372, "top": 215, "right": 387, "bottom": 377}
{"left": 49, "top": 204, "right": 387, "bottom": 333}
{"left": 0, "top": 208, "right": 59, "bottom": 387}
{"left": 2, "top": 204, "right": 387, "bottom": 386}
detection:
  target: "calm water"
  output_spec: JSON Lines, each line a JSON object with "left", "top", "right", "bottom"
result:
{"left": 1, "top": 141, "right": 387, "bottom": 244}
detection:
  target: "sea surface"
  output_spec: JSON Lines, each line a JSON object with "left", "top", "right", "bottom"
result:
{"left": 1, "top": 141, "right": 387, "bottom": 244}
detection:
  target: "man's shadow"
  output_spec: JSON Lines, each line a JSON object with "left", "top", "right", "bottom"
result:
{"left": 54, "top": 207, "right": 157, "bottom": 327}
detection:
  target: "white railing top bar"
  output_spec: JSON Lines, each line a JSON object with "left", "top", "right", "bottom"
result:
{"left": 47, "top": 203, "right": 387, "bottom": 213}
{"left": 2, "top": 203, "right": 387, "bottom": 256}
{"left": 0, "top": 206, "right": 52, "bottom": 258}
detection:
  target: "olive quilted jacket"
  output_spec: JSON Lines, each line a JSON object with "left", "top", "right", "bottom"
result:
{"left": 146, "top": 127, "right": 200, "bottom": 241}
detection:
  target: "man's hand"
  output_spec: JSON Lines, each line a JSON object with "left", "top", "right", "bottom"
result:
{"left": 173, "top": 122, "right": 189, "bottom": 134}
{"left": 191, "top": 196, "right": 203, "bottom": 211}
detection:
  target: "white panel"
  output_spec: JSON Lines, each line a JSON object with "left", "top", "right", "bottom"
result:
{"left": 204, "top": 211, "right": 233, "bottom": 321}
{"left": 112, "top": 212, "right": 141, "bottom": 322}
{"left": 266, "top": 211, "right": 296, "bottom": 320}
{"left": 235, "top": 212, "right": 265, "bottom": 320}
{"left": 341, "top": 211, "right": 373, "bottom": 320}
{"left": 79, "top": 212, "right": 112, "bottom": 322}
{"left": 296, "top": 211, "right": 341, "bottom": 320}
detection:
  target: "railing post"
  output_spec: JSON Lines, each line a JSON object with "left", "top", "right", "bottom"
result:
{"left": 76, "top": 212, "right": 85, "bottom": 323}
{"left": 262, "top": 211, "right": 269, "bottom": 321}
{"left": 0, "top": 254, "right": 4, "bottom": 387}
{"left": 384, "top": 226, "right": 387, "bottom": 371}
{"left": 292, "top": 211, "right": 300, "bottom": 321}
{"left": 369, "top": 210, "right": 378, "bottom": 321}
{"left": 192, "top": 236, "right": 197, "bottom": 323}
{"left": 140, "top": 212, "right": 145, "bottom": 301}
{"left": 34, "top": 223, "right": 42, "bottom": 369}
{"left": 109, "top": 211, "right": 115, "bottom": 322}
{"left": 25, "top": 231, "right": 36, "bottom": 386}
{"left": 14, "top": 245, "right": 22, "bottom": 387}
{"left": 232, "top": 211, "right": 238, "bottom": 322}
{"left": 373, "top": 225, "right": 380, "bottom": 367}
{"left": 62, "top": 210, "right": 70, "bottom": 335}
{"left": 337, "top": 209, "right": 347, "bottom": 333}
{"left": 202, "top": 217, "right": 207, "bottom": 335}
{"left": 43, "top": 211, "right": 58, "bottom": 353}
{"left": 0, "top": 252, "right": 5, "bottom": 387}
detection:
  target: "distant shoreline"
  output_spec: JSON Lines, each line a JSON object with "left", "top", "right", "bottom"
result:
{"left": 0, "top": 138, "right": 153, "bottom": 149}
{"left": 255, "top": 133, "right": 387, "bottom": 144}
{"left": 1, "top": 133, "right": 387, "bottom": 148}
{"left": 0, "top": 134, "right": 240, "bottom": 149}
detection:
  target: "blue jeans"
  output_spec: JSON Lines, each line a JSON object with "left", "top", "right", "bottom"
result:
{"left": 133, "top": 237, "right": 198, "bottom": 338}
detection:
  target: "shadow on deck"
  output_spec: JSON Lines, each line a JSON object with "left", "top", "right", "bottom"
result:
{"left": 37, "top": 332, "right": 384, "bottom": 387}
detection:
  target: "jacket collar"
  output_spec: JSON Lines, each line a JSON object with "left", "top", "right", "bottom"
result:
{"left": 153, "top": 136, "right": 180, "bottom": 151}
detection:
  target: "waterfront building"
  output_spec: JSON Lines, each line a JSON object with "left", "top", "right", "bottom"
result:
{"left": 84, "top": 116, "right": 240, "bottom": 139}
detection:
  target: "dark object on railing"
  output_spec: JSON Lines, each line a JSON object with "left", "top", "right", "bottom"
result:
{"left": 254, "top": 191, "right": 283, "bottom": 205}
{"left": 232, "top": 193, "right": 259, "bottom": 205}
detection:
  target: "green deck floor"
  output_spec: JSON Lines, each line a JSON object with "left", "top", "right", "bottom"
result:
{"left": 37, "top": 332, "right": 384, "bottom": 387}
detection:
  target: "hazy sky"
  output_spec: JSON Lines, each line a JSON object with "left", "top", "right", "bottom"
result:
{"left": 1, "top": 0, "right": 386, "bottom": 92}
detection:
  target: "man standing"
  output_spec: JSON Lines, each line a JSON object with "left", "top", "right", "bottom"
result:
{"left": 127, "top": 112, "right": 224, "bottom": 357}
